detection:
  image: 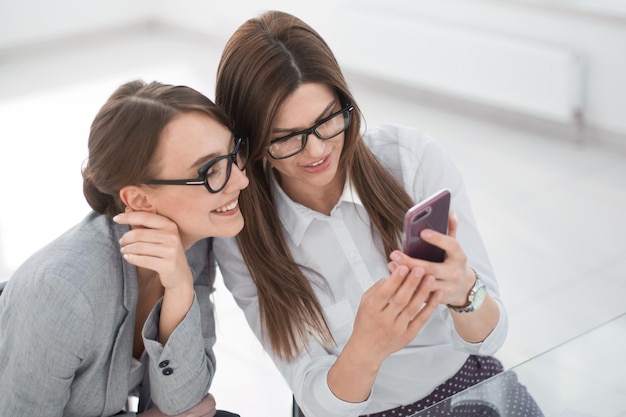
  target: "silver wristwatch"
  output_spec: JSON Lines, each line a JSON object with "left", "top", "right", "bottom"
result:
{"left": 448, "top": 272, "right": 487, "bottom": 313}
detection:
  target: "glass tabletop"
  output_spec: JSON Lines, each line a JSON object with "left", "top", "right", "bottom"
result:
{"left": 409, "top": 313, "right": 626, "bottom": 417}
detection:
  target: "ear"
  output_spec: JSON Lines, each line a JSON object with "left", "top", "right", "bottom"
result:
{"left": 119, "top": 185, "right": 156, "bottom": 213}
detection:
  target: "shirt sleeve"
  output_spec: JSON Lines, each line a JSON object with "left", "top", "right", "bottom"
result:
{"left": 142, "top": 240, "right": 217, "bottom": 415}
{"left": 392, "top": 124, "right": 508, "bottom": 355}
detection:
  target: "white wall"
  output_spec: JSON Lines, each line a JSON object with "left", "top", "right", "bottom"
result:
{"left": 1, "top": 0, "right": 625, "bottom": 138}
{"left": 346, "top": 0, "right": 626, "bottom": 137}
{"left": 0, "top": 0, "right": 151, "bottom": 48}
{"left": 0, "top": 0, "right": 334, "bottom": 50}
{"left": 153, "top": 0, "right": 321, "bottom": 44}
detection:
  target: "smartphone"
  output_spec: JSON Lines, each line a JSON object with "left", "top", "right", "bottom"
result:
{"left": 402, "top": 189, "right": 451, "bottom": 262}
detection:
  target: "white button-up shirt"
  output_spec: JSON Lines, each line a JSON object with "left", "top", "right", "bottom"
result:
{"left": 214, "top": 124, "right": 507, "bottom": 417}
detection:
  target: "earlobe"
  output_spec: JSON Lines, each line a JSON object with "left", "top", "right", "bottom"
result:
{"left": 119, "top": 185, "right": 156, "bottom": 212}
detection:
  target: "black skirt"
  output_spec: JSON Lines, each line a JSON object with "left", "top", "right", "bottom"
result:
{"left": 361, "top": 355, "right": 544, "bottom": 417}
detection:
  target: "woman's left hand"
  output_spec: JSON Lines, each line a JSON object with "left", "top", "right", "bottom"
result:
{"left": 390, "top": 212, "right": 475, "bottom": 307}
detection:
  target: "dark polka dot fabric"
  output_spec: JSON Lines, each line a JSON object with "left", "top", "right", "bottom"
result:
{"left": 361, "top": 355, "right": 544, "bottom": 417}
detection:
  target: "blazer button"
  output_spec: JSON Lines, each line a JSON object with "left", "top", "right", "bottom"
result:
{"left": 162, "top": 367, "right": 174, "bottom": 376}
{"left": 159, "top": 360, "right": 170, "bottom": 368}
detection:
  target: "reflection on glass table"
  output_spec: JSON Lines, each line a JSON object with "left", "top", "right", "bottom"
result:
{"left": 409, "top": 313, "right": 626, "bottom": 417}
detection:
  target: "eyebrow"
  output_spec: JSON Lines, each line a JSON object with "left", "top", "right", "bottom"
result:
{"left": 190, "top": 152, "right": 221, "bottom": 170}
{"left": 272, "top": 99, "right": 337, "bottom": 134}
{"left": 189, "top": 135, "right": 236, "bottom": 169}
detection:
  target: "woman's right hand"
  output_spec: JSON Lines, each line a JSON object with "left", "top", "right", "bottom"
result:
{"left": 351, "top": 264, "right": 442, "bottom": 365}
{"left": 327, "top": 265, "right": 441, "bottom": 403}
{"left": 114, "top": 208, "right": 193, "bottom": 292}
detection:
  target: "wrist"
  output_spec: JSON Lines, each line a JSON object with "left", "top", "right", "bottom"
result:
{"left": 329, "top": 342, "right": 379, "bottom": 403}
{"left": 447, "top": 269, "right": 487, "bottom": 313}
{"left": 339, "top": 338, "right": 382, "bottom": 374}
{"left": 163, "top": 280, "right": 195, "bottom": 298}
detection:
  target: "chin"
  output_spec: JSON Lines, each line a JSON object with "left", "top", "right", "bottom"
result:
{"left": 215, "top": 217, "right": 245, "bottom": 238}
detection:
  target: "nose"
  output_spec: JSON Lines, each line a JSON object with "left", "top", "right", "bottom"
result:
{"left": 224, "top": 162, "right": 249, "bottom": 192}
{"left": 302, "top": 133, "right": 326, "bottom": 158}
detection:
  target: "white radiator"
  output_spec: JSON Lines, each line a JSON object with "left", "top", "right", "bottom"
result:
{"left": 333, "top": 9, "right": 586, "bottom": 125}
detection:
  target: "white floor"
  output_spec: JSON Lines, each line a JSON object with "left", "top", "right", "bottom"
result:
{"left": 1, "top": 24, "right": 625, "bottom": 417}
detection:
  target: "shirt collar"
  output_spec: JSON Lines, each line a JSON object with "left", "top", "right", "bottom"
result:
{"left": 338, "top": 177, "right": 363, "bottom": 207}
{"left": 268, "top": 167, "right": 363, "bottom": 246}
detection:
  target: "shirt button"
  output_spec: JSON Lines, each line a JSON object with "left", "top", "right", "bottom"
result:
{"left": 162, "top": 367, "right": 174, "bottom": 376}
{"left": 159, "top": 360, "right": 170, "bottom": 368}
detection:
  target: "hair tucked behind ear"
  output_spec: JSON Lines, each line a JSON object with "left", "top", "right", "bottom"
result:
{"left": 216, "top": 11, "right": 414, "bottom": 360}
{"left": 82, "top": 80, "right": 231, "bottom": 218}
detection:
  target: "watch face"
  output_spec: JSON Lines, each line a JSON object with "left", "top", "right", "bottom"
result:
{"left": 448, "top": 276, "right": 487, "bottom": 313}
{"left": 473, "top": 285, "right": 487, "bottom": 308}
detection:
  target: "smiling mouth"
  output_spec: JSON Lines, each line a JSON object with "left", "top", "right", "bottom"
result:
{"left": 304, "top": 156, "right": 327, "bottom": 167}
{"left": 214, "top": 199, "right": 239, "bottom": 213}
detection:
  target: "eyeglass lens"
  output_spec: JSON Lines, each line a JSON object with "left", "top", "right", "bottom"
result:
{"left": 268, "top": 106, "right": 351, "bottom": 159}
{"left": 203, "top": 138, "right": 248, "bottom": 192}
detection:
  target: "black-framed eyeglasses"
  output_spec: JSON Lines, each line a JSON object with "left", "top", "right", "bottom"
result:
{"left": 267, "top": 103, "right": 354, "bottom": 160}
{"left": 146, "top": 137, "right": 249, "bottom": 193}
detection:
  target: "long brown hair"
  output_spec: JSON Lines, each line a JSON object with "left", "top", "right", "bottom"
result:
{"left": 82, "top": 80, "right": 231, "bottom": 218}
{"left": 216, "top": 11, "right": 414, "bottom": 360}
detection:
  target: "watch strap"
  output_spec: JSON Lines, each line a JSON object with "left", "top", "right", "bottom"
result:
{"left": 447, "top": 270, "right": 486, "bottom": 313}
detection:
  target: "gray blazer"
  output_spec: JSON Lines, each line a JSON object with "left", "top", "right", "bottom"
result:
{"left": 0, "top": 212, "right": 217, "bottom": 417}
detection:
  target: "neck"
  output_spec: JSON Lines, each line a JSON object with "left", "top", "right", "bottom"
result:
{"left": 133, "top": 267, "right": 164, "bottom": 359}
{"left": 276, "top": 169, "right": 345, "bottom": 216}
{"left": 136, "top": 267, "right": 161, "bottom": 289}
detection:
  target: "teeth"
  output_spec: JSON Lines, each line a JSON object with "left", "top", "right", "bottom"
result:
{"left": 309, "top": 158, "right": 324, "bottom": 167}
{"left": 215, "top": 200, "right": 238, "bottom": 213}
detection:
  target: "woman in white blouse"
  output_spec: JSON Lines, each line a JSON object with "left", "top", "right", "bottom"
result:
{"left": 213, "top": 10, "right": 543, "bottom": 417}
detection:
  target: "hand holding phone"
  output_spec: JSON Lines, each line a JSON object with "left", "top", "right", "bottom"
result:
{"left": 401, "top": 189, "right": 451, "bottom": 262}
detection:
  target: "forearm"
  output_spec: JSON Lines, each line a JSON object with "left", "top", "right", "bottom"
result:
{"left": 159, "top": 283, "right": 195, "bottom": 343}
{"left": 327, "top": 339, "right": 380, "bottom": 403}
{"left": 450, "top": 293, "right": 499, "bottom": 343}
{"left": 144, "top": 294, "right": 216, "bottom": 414}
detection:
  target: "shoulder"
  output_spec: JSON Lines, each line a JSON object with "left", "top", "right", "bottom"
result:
{"left": 1, "top": 261, "right": 97, "bottom": 358}
{"left": 7, "top": 212, "right": 124, "bottom": 301}
{"left": 363, "top": 123, "right": 437, "bottom": 145}
{"left": 362, "top": 124, "right": 451, "bottom": 185}
{"left": 363, "top": 124, "right": 447, "bottom": 162}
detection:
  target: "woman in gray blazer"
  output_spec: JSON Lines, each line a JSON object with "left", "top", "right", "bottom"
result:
{"left": 0, "top": 80, "right": 249, "bottom": 416}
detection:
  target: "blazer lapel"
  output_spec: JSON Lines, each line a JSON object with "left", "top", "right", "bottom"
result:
{"left": 104, "top": 224, "right": 139, "bottom": 412}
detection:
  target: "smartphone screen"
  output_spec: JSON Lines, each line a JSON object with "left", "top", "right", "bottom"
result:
{"left": 402, "top": 189, "right": 451, "bottom": 262}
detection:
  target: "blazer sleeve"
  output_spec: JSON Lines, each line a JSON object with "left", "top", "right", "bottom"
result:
{"left": 141, "top": 239, "right": 217, "bottom": 415}
{"left": 0, "top": 276, "right": 94, "bottom": 417}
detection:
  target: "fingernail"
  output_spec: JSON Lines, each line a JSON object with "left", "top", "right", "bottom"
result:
{"left": 398, "top": 265, "right": 409, "bottom": 276}
{"left": 112, "top": 215, "right": 120, "bottom": 222}
{"left": 421, "top": 230, "right": 432, "bottom": 238}
{"left": 390, "top": 251, "right": 402, "bottom": 262}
